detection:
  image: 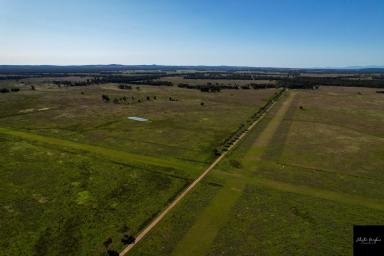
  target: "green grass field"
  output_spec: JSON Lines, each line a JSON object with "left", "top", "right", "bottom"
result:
{"left": 0, "top": 135, "right": 188, "bottom": 255}
{"left": 0, "top": 84, "right": 276, "bottom": 165}
{"left": 1, "top": 81, "right": 383, "bottom": 255}
{"left": 128, "top": 87, "right": 384, "bottom": 255}
{"left": 0, "top": 82, "right": 276, "bottom": 256}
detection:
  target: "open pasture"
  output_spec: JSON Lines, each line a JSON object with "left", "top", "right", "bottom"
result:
{"left": 0, "top": 83, "right": 277, "bottom": 166}
{"left": 129, "top": 86, "right": 384, "bottom": 255}
{"left": 0, "top": 80, "right": 276, "bottom": 255}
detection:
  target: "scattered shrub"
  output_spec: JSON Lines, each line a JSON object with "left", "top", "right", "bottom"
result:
{"left": 0, "top": 88, "right": 10, "bottom": 93}
{"left": 230, "top": 159, "right": 242, "bottom": 169}
{"left": 118, "top": 84, "right": 132, "bottom": 90}
{"left": 1, "top": 88, "right": 20, "bottom": 93}
{"left": 103, "top": 238, "right": 112, "bottom": 249}
{"left": 107, "top": 250, "right": 119, "bottom": 256}
{"left": 121, "top": 235, "right": 136, "bottom": 245}
{"left": 102, "top": 94, "right": 110, "bottom": 102}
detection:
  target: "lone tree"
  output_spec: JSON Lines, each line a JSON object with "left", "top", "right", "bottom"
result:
{"left": 107, "top": 250, "right": 119, "bottom": 256}
{"left": 103, "top": 238, "right": 112, "bottom": 249}
{"left": 229, "top": 159, "right": 242, "bottom": 169}
{"left": 200, "top": 102, "right": 205, "bottom": 106}
{"left": 103, "top": 238, "right": 119, "bottom": 256}
{"left": 102, "top": 94, "right": 110, "bottom": 102}
{"left": 121, "top": 234, "right": 136, "bottom": 245}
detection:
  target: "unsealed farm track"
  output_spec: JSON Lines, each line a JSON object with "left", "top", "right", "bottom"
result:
{"left": 119, "top": 89, "right": 287, "bottom": 256}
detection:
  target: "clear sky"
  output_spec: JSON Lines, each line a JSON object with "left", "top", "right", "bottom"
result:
{"left": 0, "top": 0, "right": 383, "bottom": 67}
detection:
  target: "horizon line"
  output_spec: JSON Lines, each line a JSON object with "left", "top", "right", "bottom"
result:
{"left": 0, "top": 64, "right": 384, "bottom": 70}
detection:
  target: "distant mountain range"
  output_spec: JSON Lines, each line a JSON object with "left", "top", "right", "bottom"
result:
{"left": 316, "top": 65, "right": 384, "bottom": 70}
{"left": 348, "top": 65, "right": 384, "bottom": 69}
{"left": 0, "top": 64, "right": 383, "bottom": 74}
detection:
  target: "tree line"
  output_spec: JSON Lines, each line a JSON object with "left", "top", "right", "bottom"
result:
{"left": 94, "top": 75, "right": 167, "bottom": 84}
{"left": 53, "top": 79, "right": 94, "bottom": 87}
{"left": 0, "top": 88, "right": 20, "bottom": 93}
{"left": 51, "top": 75, "right": 170, "bottom": 87}
{"left": 183, "top": 73, "right": 284, "bottom": 80}
{"left": 183, "top": 73, "right": 384, "bottom": 88}
{"left": 126, "top": 80, "right": 173, "bottom": 86}
{"left": 102, "top": 94, "right": 158, "bottom": 104}
{"left": 177, "top": 82, "right": 275, "bottom": 92}
{"left": 280, "top": 77, "right": 384, "bottom": 88}
{"left": 214, "top": 88, "right": 286, "bottom": 156}
{"left": 0, "top": 75, "right": 31, "bottom": 80}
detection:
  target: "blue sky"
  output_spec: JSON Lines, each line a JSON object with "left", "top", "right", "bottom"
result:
{"left": 0, "top": 0, "right": 383, "bottom": 67}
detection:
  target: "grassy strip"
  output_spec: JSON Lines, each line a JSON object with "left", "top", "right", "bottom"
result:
{"left": 217, "top": 171, "right": 384, "bottom": 211}
{"left": 129, "top": 184, "right": 220, "bottom": 256}
{"left": 207, "top": 185, "right": 384, "bottom": 256}
{"left": 0, "top": 127, "right": 195, "bottom": 172}
{"left": 171, "top": 180, "right": 245, "bottom": 256}
{"left": 164, "top": 91, "right": 291, "bottom": 256}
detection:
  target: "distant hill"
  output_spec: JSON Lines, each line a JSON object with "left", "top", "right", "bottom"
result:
{"left": 342, "top": 65, "right": 384, "bottom": 69}
{"left": 0, "top": 64, "right": 383, "bottom": 74}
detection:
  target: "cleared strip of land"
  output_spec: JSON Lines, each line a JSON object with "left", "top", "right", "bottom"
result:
{"left": 0, "top": 127, "right": 194, "bottom": 172}
{"left": 220, "top": 90, "right": 384, "bottom": 212}
{"left": 170, "top": 92, "right": 295, "bottom": 256}
{"left": 242, "top": 91, "right": 295, "bottom": 165}
{"left": 218, "top": 171, "right": 384, "bottom": 211}
{"left": 119, "top": 90, "right": 286, "bottom": 256}
{"left": 170, "top": 90, "right": 384, "bottom": 256}
{"left": 171, "top": 180, "right": 245, "bottom": 256}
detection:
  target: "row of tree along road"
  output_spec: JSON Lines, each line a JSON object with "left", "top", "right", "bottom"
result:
{"left": 214, "top": 88, "right": 286, "bottom": 156}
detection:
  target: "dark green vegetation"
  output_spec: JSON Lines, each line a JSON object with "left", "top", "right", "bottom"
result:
{"left": 1, "top": 66, "right": 383, "bottom": 256}
{"left": 0, "top": 137, "right": 187, "bottom": 255}
{"left": 129, "top": 87, "right": 384, "bottom": 255}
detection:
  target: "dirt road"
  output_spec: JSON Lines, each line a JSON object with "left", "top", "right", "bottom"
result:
{"left": 119, "top": 90, "right": 287, "bottom": 256}
{"left": 170, "top": 92, "right": 295, "bottom": 256}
